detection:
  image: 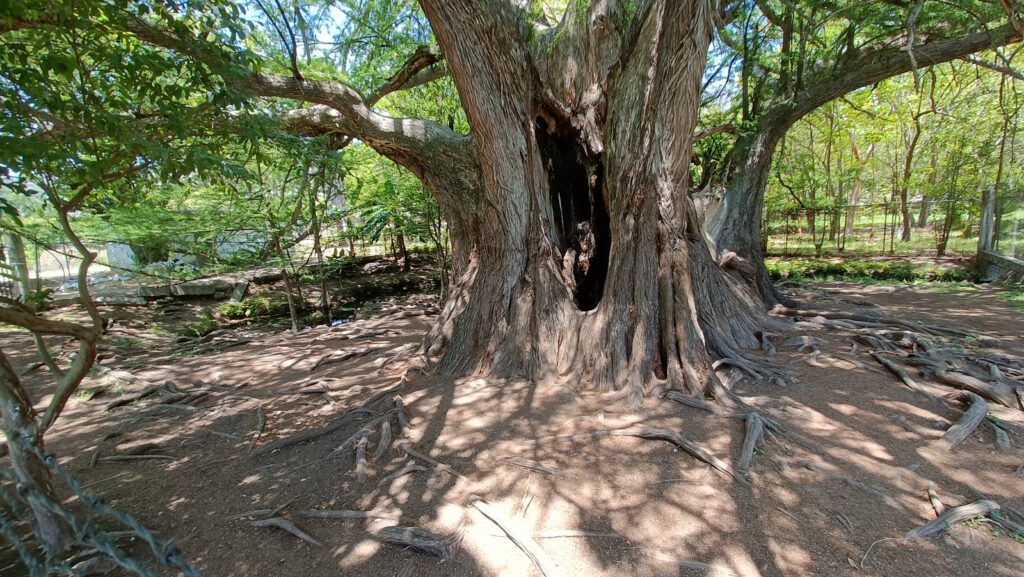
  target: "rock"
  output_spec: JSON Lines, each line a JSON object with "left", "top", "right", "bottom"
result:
{"left": 93, "top": 295, "right": 147, "bottom": 306}
{"left": 169, "top": 279, "right": 231, "bottom": 297}
{"left": 230, "top": 281, "right": 249, "bottom": 303}
{"left": 138, "top": 285, "right": 171, "bottom": 298}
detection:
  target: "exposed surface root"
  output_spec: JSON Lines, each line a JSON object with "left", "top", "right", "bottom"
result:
{"left": 383, "top": 461, "right": 427, "bottom": 483}
{"left": 870, "top": 352, "right": 933, "bottom": 398}
{"left": 905, "top": 500, "right": 1001, "bottom": 539}
{"left": 927, "top": 481, "right": 945, "bottom": 516}
{"left": 251, "top": 517, "right": 322, "bottom": 546}
{"left": 253, "top": 383, "right": 404, "bottom": 455}
{"left": 939, "top": 391, "right": 988, "bottom": 450}
{"left": 737, "top": 413, "right": 764, "bottom": 473}
{"left": 470, "top": 499, "right": 563, "bottom": 577}
{"left": 372, "top": 525, "right": 459, "bottom": 560}
{"left": 522, "top": 427, "right": 742, "bottom": 484}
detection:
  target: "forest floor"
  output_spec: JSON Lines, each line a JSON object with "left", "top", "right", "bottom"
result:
{"left": 2, "top": 278, "right": 1023, "bottom": 577}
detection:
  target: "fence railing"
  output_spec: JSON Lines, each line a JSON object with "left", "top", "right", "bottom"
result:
{"left": 0, "top": 236, "right": 18, "bottom": 300}
{"left": 763, "top": 198, "right": 977, "bottom": 257}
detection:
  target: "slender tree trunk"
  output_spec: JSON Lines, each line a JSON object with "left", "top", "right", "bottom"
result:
{"left": 281, "top": 269, "right": 300, "bottom": 333}
{"left": 309, "top": 183, "right": 331, "bottom": 323}
{"left": 917, "top": 154, "right": 936, "bottom": 228}
{"left": 845, "top": 138, "right": 874, "bottom": 237}
{"left": 396, "top": 232, "right": 410, "bottom": 272}
{"left": 898, "top": 119, "right": 923, "bottom": 242}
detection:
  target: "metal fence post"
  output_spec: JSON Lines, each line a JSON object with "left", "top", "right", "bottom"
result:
{"left": 978, "top": 188, "right": 995, "bottom": 255}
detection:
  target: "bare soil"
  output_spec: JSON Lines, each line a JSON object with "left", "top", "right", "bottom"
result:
{"left": 2, "top": 280, "right": 1023, "bottom": 577}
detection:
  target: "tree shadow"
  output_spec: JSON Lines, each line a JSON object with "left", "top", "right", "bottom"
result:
{"left": 2, "top": 282, "right": 1023, "bottom": 576}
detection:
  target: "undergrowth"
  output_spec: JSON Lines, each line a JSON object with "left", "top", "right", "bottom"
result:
{"left": 767, "top": 259, "right": 973, "bottom": 284}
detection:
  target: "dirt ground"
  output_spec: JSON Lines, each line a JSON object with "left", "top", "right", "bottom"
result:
{"left": 2, "top": 280, "right": 1023, "bottom": 577}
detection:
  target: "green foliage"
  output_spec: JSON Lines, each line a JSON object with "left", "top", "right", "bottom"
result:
{"left": 26, "top": 287, "right": 54, "bottom": 311}
{"left": 184, "top": 310, "right": 219, "bottom": 337}
{"left": 343, "top": 144, "right": 441, "bottom": 249}
{"left": 104, "top": 336, "right": 145, "bottom": 349}
{"left": 217, "top": 294, "right": 291, "bottom": 319}
{"left": 766, "top": 258, "right": 973, "bottom": 283}
{"left": 299, "top": 256, "right": 362, "bottom": 283}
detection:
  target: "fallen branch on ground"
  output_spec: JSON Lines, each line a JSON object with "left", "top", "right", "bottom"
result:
{"left": 299, "top": 509, "right": 402, "bottom": 521}
{"left": 372, "top": 525, "right": 457, "bottom": 559}
{"left": 504, "top": 457, "right": 565, "bottom": 477}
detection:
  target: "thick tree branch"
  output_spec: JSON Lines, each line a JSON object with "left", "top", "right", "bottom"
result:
{"left": 695, "top": 123, "right": 737, "bottom": 141}
{"left": 0, "top": 307, "right": 95, "bottom": 340}
{"left": 4, "top": 11, "right": 473, "bottom": 192}
{"left": 771, "top": 24, "right": 1021, "bottom": 131}
{"left": 366, "top": 45, "right": 445, "bottom": 105}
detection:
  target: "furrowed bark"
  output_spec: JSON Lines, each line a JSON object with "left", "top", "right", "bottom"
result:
{"left": 416, "top": 0, "right": 773, "bottom": 398}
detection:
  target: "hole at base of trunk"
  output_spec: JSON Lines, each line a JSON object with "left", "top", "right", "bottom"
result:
{"left": 536, "top": 115, "right": 610, "bottom": 311}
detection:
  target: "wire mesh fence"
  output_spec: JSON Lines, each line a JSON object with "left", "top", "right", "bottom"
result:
{"left": 763, "top": 198, "right": 979, "bottom": 257}
{"left": 0, "top": 435, "right": 202, "bottom": 576}
{"left": 0, "top": 236, "right": 17, "bottom": 300}
{"left": 993, "top": 191, "right": 1024, "bottom": 260}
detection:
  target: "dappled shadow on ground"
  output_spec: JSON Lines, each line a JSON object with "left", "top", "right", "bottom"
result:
{"left": 2, "top": 283, "right": 1023, "bottom": 577}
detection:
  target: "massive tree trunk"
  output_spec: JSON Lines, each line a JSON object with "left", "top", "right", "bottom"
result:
{"left": 418, "top": 0, "right": 769, "bottom": 400}
{"left": 704, "top": 113, "right": 791, "bottom": 305}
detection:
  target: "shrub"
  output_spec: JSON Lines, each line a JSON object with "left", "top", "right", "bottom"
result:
{"left": 216, "top": 294, "right": 291, "bottom": 319}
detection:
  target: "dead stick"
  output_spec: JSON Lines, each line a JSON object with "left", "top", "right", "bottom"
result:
{"left": 523, "top": 427, "right": 741, "bottom": 484}
{"left": 299, "top": 510, "right": 402, "bottom": 521}
{"left": 397, "top": 441, "right": 465, "bottom": 479}
{"left": 927, "top": 482, "right": 945, "bottom": 516}
{"left": 470, "top": 499, "right": 563, "bottom": 577}
{"left": 251, "top": 517, "right": 321, "bottom": 546}
{"left": 97, "top": 455, "right": 176, "bottom": 463}
{"left": 504, "top": 457, "right": 564, "bottom": 477}
{"left": 355, "top": 431, "right": 368, "bottom": 482}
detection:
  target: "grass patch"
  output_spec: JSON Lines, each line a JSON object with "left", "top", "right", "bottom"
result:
{"left": 1004, "top": 287, "right": 1024, "bottom": 311}
{"left": 183, "top": 310, "right": 218, "bottom": 337}
{"left": 104, "top": 336, "right": 145, "bottom": 349}
{"left": 767, "top": 258, "right": 973, "bottom": 284}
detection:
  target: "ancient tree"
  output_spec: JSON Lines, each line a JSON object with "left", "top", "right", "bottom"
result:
{"left": 4, "top": 0, "right": 1022, "bottom": 402}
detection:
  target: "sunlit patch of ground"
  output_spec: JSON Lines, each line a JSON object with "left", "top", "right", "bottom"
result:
{"left": 1, "top": 283, "right": 1022, "bottom": 577}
